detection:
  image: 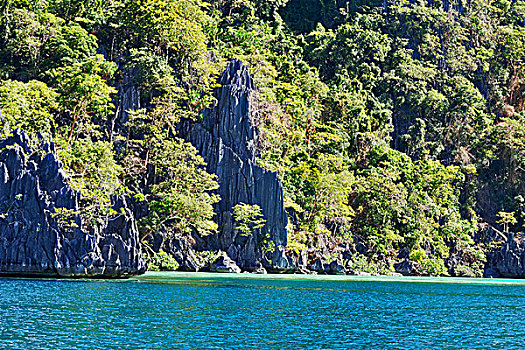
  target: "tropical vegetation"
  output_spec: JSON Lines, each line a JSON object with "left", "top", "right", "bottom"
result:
{"left": 1, "top": 0, "right": 525, "bottom": 275}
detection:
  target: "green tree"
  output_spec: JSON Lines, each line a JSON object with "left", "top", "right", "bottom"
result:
{"left": 146, "top": 137, "right": 220, "bottom": 237}
{"left": 497, "top": 211, "right": 517, "bottom": 233}
{"left": 351, "top": 146, "right": 481, "bottom": 275}
{"left": 0, "top": 79, "right": 57, "bottom": 136}
{"left": 233, "top": 203, "right": 266, "bottom": 236}
{"left": 123, "top": 103, "right": 220, "bottom": 241}
{"left": 0, "top": 8, "right": 97, "bottom": 79}
{"left": 121, "top": 0, "right": 211, "bottom": 63}
{"left": 48, "top": 54, "right": 117, "bottom": 140}
{"left": 56, "top": 137, "right": 124, "bottom": 230}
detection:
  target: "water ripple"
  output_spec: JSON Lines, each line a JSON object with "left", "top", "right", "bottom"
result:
{"left": 0, "top": 274, "right": 524, "bottom": 349}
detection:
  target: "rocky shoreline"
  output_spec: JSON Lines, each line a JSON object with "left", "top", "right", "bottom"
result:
{"left": 1, "top": 60, "right": 525, "bottom": 279}
{"left": 0, "top": 130, "right": 145, "bottom": 278}
{"left": 157, "top": 61, "right": 525, "bottom": 279}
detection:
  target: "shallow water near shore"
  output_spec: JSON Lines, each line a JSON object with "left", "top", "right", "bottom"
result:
{"left": 1, "top": 272, "right": 525, "bottom": 349}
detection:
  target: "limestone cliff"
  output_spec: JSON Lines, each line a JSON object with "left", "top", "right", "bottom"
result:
{"left": 184, "top": 59, "right": 292, "bottom": 271}
{"left": 0, "top": 130, "right": 145, "bottom": 277}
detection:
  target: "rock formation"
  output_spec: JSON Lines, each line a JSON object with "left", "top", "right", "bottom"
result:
{"left": 209, "top": 252, "right": 242, "bottom": 273}
{"left": 484, "top": 233, "right": 525, "bottom": 278}
{"left": 185, "top": 59, "right": 293, "bottom": 271}
{"left": 0, "top": 130, "right": 145, "bottom": 277}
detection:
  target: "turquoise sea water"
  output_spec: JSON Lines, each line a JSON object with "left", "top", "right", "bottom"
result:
{"left": 1, "top": 272, "right": 525, "bottom": 349}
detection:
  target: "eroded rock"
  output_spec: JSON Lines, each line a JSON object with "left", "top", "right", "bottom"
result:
{"left": 184, "top": 59, "right": 289, "bottom": 271}
{"left": 484, "top": 236, "right": 525, "bottom": 278}
{"left": 0, "top": 130, "right": 145, "bottom": 278}
{"left": 210, "top": 252, "right": 242, "bottom": 273}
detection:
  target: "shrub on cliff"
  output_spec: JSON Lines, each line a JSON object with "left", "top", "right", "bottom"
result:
{"left": 0, "top": 80, "right": 57, "bottom": 136}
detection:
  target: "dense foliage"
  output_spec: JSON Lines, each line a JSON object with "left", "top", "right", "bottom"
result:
{"left": 1, "top": 0, "right": 524, "bottom": 275}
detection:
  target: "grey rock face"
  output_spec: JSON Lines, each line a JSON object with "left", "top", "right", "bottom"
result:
{"left": 116, "top": 68, "right": 141, "bottom": 130}
{"left": 306, "top": 257, "right": 345, "bottom": 275}
{"left": 185, "top": 59, "right": 289, "bottom": 270}
{"left": 394, "top": 259, "right": 414, "bottom": 276}
{"left": 484, "top": 235, "right": 525, "bottom": 278}
{"left": 253, "top": 265, "right": 267, "bottom": 274}
{"left": 0, "top": 130, "right": 145, "bottom": 277}
{"left": 210, "top": 252, "right": 241, "bottom": 273}
{"left": 160, "top": 236, "right": 201, "bottom": 272}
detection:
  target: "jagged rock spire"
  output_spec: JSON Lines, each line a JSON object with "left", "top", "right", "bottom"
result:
{"left": 186, "top": 59, "right": 292, "bottom": 271}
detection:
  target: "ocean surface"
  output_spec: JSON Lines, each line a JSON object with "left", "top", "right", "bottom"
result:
{"left": 0, "top": 272, "right": 524, "bottom": 349}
